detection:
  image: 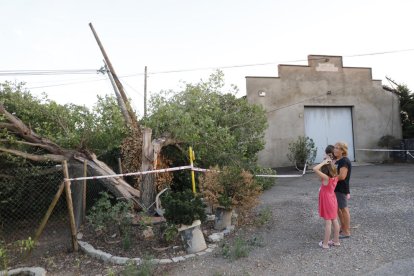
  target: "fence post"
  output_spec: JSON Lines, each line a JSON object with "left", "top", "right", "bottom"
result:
{"left": 62, "top": 160, "right": 79, "bottom": 252}
{"left": 118, "top": 157, "right": 123, "bottom": 176}
{"left": 83, "top": 160, "right": 87, "bottom": 224}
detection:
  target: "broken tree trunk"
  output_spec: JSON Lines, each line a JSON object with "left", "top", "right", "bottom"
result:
{"left": 140, "top": 128, "right": 178, "bottom": 210}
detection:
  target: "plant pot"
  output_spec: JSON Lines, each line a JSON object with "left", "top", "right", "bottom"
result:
{"left": 178, "top": 220, "right": 207, "bottom": 253}
{"left": 214, "top": 207, "right": 232, "bottom": 230}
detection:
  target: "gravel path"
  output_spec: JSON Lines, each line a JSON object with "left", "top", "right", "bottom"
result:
{"left": 165, "top": 163, "right": 414, "bottom": 276}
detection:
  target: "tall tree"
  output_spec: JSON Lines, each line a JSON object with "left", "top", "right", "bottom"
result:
{"left": 143, "top": 70, "right": 268, "bottom": 169}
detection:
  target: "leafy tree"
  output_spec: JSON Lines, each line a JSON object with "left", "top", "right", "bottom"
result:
{"left": 143, "top": 71, "right": 268, "bottom": 169}
{"left": 384, "top": 79, "right": 414, "bottom": 138}
{"left": 0, "top": 82, "right": 128, "bottom": 160}
{"left": 0, "top": 82, "right": 138, "bottom": 204}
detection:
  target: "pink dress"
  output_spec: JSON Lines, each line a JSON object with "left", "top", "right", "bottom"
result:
{"left": 319, "top": 177, "right": 338, "bottom": 219}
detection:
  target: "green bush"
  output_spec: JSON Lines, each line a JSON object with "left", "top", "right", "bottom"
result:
{"left": 87, "top": 192, "right": 133, "bottom": 249}
{"left": 251, "top": 167, "right": 277, "bottom": 190}
{"left": 287, "top": 136, "right": 317, "bottom": 166}
{"left": 161, "top": 190, "right": 206, "bottom": 226}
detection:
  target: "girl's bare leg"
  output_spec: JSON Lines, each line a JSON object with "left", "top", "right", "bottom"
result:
{"left": 323, "top": 220, "right": 332, "bottom": 247}
{"left": 332, "top": 218, "right": 340, "bottom": 244}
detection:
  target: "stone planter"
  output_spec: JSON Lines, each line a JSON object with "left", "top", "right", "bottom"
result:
{"left": 214, "top": 207, "right": 232, "bottom": 230}
{"left": 177, "top": 220, "right": 207, "bottom": 254}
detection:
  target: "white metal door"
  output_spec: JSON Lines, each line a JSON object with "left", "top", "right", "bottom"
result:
{"left": 304, "top": 107, "right": 354, "bottom": 162}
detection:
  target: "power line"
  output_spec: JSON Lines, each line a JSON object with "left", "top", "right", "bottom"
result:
{"left": 3, "top": 47, "right": 414, "bottom": 90}
{"left": 26, "top": 76, "right": 108, "bottom": 89}
{"left": 121, "top": 47, "right": 414, "bottom": 78}
{"left": 0, "top": 69, "right": 101, "bottom": 76}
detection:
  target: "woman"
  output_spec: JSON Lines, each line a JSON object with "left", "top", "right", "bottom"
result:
{"left": 333, "top": 142, "right": 352, "bottom": 238}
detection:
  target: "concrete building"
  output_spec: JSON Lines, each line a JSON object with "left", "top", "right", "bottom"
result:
{"left": 246, "top": 55, "right": 402, "bottom": 168}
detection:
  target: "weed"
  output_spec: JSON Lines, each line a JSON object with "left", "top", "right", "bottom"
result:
{"left": 162, "top": 224, "right": 178, "bottom": 243}
{"left": 219, "top": 238, "right": 249, "bottom": 260}
{"left": 255, "top": 207, "right": 272, "bottom": 226}
{"left": 16, "top": 237, "right": 35, "bottom": 254}
{"left": 0, "top": 240, "right": 8, "bottom": 273}
{"left": 74, "top": 257, "right": 81, "bottom": 268}
{"left": 134, "top": 255, "right": 155, "bottom": 276}
{"left": 220, "top": 242, "right": 231, "bottom": 259}
{"left": 42, "top": 256, "right": 56, "bottom": 268}
{"left": 121, "top": 227, "right": 132, "bottom": 250}
{"left": 138, "top": 212, "right": 153, "bottom": 228}
{"left": 121, "top": 260, "right": 139, "bottom": 276}
{"left": 233, "top": 238, "right": 249, "bottom": 259}
{"left": 106, "top": 267, "right": 116, "bottom": 276}
{"left": 247, "top": 236, "right": 264, "bottom": 247}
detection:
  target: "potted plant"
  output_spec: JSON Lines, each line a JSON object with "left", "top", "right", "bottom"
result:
{"left": 287, "top": 136, "right": 317, "bottom": 170}
{"left": 200, "top": 166, "right": 262, "bottom": 230}
{"left": 161, "top": 190, "right": 207, "bottom": 253}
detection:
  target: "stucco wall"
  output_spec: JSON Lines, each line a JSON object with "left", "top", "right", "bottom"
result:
{"left": 246, "top": 55, "right": 402, "bottom": 168}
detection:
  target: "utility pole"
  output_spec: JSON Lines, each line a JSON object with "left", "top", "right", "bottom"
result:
{"left": 144, "top": 66, "right": 147, "bottom": 118}
{"left": 89, "top": 22, "right": 138, "bottom": 129}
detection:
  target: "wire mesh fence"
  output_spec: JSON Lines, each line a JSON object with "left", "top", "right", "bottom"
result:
{"left": 0, "top": 163, "right": 113, "bottom": 269}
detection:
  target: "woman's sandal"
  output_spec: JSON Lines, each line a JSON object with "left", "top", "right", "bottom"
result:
{"left": 318, "top": 241, "right": 329, "bottom": 249}
{"left": 328, "top": 240, "right": 340, "bottom": 246}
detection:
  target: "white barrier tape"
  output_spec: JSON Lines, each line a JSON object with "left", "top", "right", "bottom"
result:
{"left": 255, "top": 174, "right": 304, "bottom": 178}
{"left": 255, "top": 163, "right": 308, "bottom": 178}
{"left": 191, "top": 167, "right": 213, "bottom": 172}
{"left": 356, "top": 148, "right": 414, "bottom": 152}
{"left": 65, "top": 165, "right": 193, "bottom": 182}
{"left": 407, "top": 151, "right": 414, "bottom": 159}
{"left": 66, "top": 162, "right": 315, "bottom": 182}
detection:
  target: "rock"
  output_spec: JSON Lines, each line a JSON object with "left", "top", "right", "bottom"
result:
{"left": 208, "top": 232, "right": 224, "bottom": 242}
{"left": 143, "top": 226, "right": 154, "bottom": 240}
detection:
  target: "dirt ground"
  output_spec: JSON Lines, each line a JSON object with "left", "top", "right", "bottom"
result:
{"left": 5, "top": 163, "right": 414, "bottom": 275}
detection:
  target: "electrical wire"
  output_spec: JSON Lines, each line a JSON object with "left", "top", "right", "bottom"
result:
{"left": 2, "top": 47, "right": 414, "bottom": 91}
{"left": 0, "top": 69, "right": 100, "bottom": 76}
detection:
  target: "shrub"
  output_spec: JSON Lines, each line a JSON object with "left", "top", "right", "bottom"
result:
{"left": 161, "top": 190, "right": 206, "bottom": 226}
{"left": 287, "top": 136, "right": 317, "bottom": 166}
{"left": 200, "top": 166, "right": 262, "bottom": 215}
{"left": 86, "top": 192, "right": 133, "bottom": 247}
{"left": 251, "top": 167, "right": 277, "bottom": 190}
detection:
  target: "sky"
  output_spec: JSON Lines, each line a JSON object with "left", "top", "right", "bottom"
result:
{"left": 1, "top": 0, "right": 414, "bottom": 117}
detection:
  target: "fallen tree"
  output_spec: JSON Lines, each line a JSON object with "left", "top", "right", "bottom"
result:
{"left": 0, "top": 102, "right": 141, "bottom": 207}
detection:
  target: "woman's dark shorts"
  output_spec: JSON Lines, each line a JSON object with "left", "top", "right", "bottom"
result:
{"left": 335, "top": 192, "right": 348, "bottom": 209}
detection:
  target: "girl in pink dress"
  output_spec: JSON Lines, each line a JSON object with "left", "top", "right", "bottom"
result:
{"left": 313, "top": 158, "right": 340, "bottom": 249}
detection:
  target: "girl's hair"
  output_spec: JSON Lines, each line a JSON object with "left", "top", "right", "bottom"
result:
{"left": 321, "top": 163, "right": 337, "bottom": 178}
{"left": 335, "top": 142, "right": 348, "bottom": 157}
{"left": 325, "top": 145, "right": 334, "bottom": 155}
{"left": 325, "top": 144, "right": 335, "bottom": 159}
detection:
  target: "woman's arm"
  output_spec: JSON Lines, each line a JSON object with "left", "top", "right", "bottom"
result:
{"left": 338, "top": 166, "right": 348, "bottom": 181}
{"left": 312, "top": 159, "right": 330, "bottom": 183}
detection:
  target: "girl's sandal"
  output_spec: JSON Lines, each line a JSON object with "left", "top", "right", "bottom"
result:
{"left": 328, "top": 240, "right": 340, "bottom": 246}
{"left": 318, "top": 241, "right": 329, "bottom": 249}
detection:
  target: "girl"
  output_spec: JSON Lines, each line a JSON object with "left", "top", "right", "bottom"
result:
{"left": 313, "top": 158, "right": 340, "bottom": 249}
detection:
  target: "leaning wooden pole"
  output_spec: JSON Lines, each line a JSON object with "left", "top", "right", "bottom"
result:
{"left": 63, "top": 160, "right": 79, "bottom": 252}
{"left": 89, "top": 22, "right": 138, "bottom": 129}
{"left": 33, "top": 182, "right": 65, "bottom": 247}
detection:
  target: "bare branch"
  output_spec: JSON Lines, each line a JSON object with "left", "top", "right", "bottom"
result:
{"left": 0, "top": 122, "right": 17, "bottom": 130}
{"left": 0, "top": 147, "right": 65, "bottom": 162}
{"left": 0, "top": 139, "right": 61, "bottom": 151}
